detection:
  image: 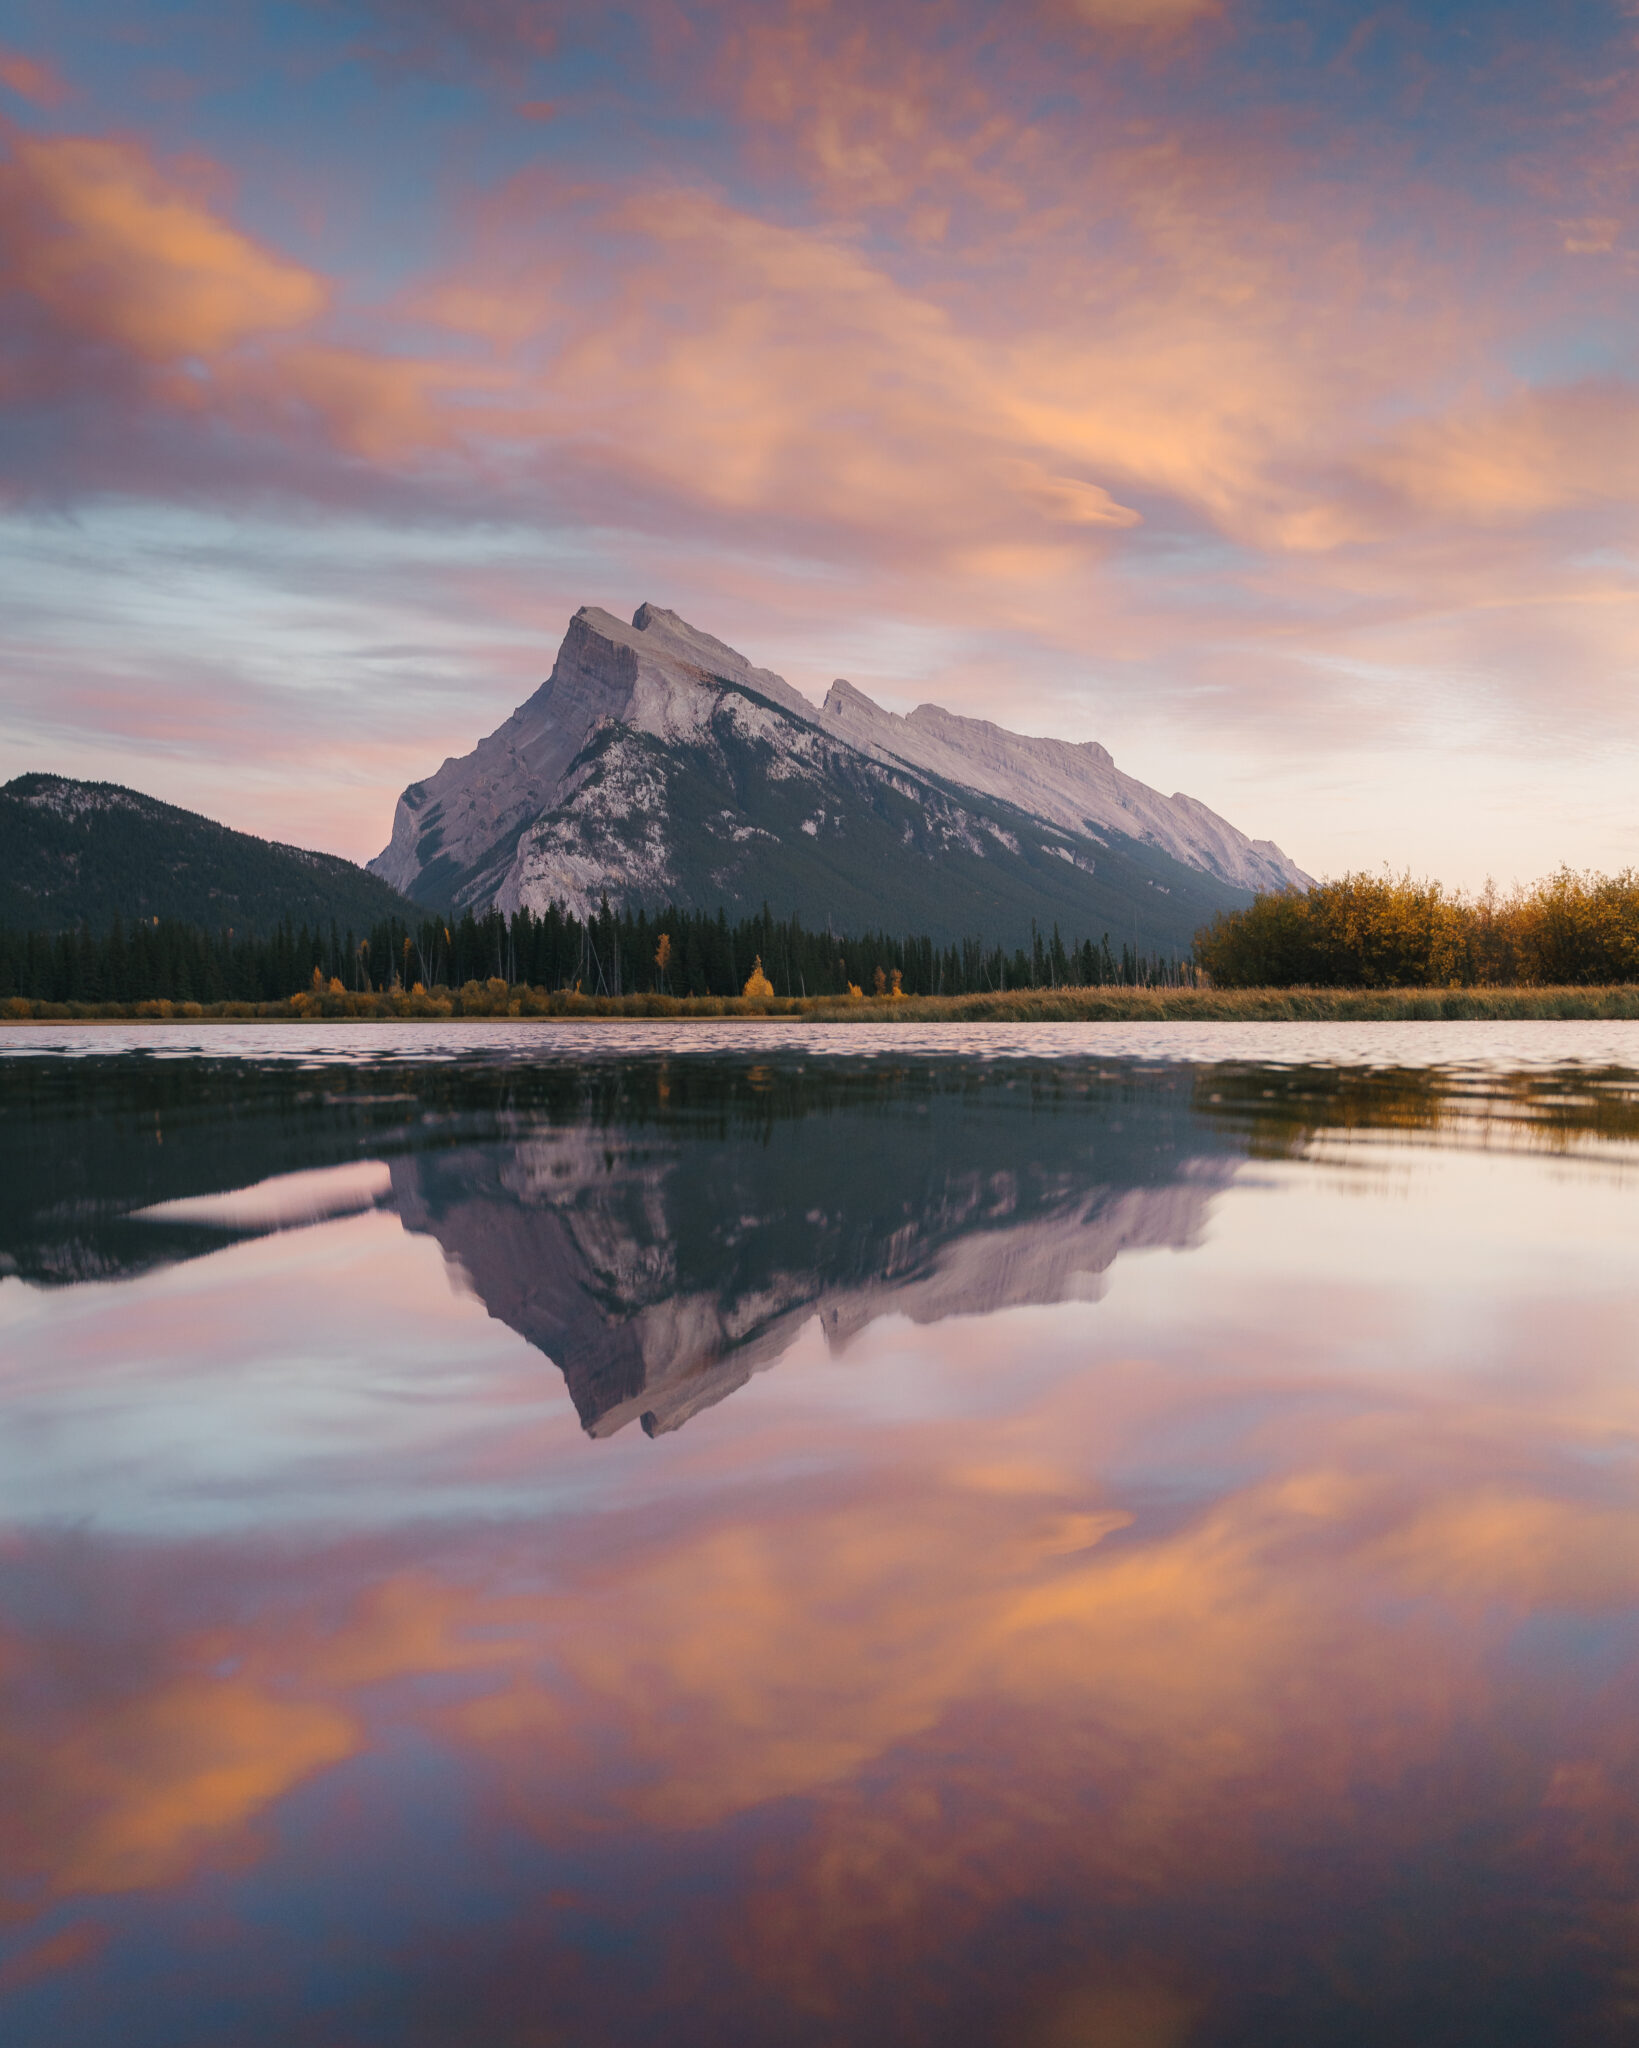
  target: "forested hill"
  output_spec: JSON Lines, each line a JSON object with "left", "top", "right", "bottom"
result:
{"left": 0, "top": 775, "right": 427, "bottom": 935}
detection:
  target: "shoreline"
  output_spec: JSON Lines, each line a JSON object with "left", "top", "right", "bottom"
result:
{"left": 6, "top": 986, "right": 1639, "bottom": 1024}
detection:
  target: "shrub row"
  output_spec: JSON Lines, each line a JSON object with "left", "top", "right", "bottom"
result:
{"left": 1195, "top": 869, "right": 1639, "bottom": 988}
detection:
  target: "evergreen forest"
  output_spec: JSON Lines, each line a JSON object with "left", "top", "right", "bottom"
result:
{"left": 0, "top": 900, "right": 1194, "bottom": 1009}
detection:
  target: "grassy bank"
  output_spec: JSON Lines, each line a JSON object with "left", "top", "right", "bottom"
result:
{"left": 6, "top": 983, "right": 1639, "bottom": 1024}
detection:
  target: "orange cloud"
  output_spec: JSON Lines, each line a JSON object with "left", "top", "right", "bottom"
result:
{"left": 0, "top": 79, "right": 1597, "bottom": 606}
{"left": 1, "top": 1668, "right": 357, "bottom": 1899}
{"left": 3, "top": 1309, "right": 1637, "bottom": 2032}
{"left": 1, "top": 16, "right": 1634, "bottom": 806}
{"left": 220, "top": 342, "right": 463, "bottom": 460}
{"left": 1, "top": 135, "right": 325, "bottom": 360}
{"left": 0, "top": 128, "right": 489, "bottom": 468}
{"left": 1363, "top": 382, "right": 1639, "bottom": 522}
{"left": 402, "top": 178, "right": 1164, "bottom": 569}
{"left": 372, "top": 85, "right": 1515, "bottom": 602}
{"left": 1057, "top": 0, "right": 1220, "bottom": 25}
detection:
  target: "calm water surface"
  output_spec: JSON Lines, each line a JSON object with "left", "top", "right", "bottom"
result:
{"left": 1, "top": 1024, "right": 1637, "bottom": 2045}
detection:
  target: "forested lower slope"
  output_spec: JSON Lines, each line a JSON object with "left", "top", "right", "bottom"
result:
{"left": 1, "top": 775, "right": 426, "bottom": 934}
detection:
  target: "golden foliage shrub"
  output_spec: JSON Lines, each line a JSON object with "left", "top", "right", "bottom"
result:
{"left": 1196, "top": 868, "right": 1639, "bottom": 987}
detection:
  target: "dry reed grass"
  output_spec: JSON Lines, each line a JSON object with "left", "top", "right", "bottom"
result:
{"left": 7, "top": 984, "right": 1639, "bottom": 1024}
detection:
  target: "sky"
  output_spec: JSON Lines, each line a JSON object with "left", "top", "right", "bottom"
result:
{"left": 1, "top": 0, "right": 1637, "bottom": 889}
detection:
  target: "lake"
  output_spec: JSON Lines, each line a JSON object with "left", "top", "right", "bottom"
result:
{"left": 2, "top": 1022, "right": 1637, "bottom": 2045}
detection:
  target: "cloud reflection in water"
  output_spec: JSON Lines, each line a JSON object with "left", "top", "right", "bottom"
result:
{"left": 0, "top": 1052, "right": 1636, "bottom": 2045}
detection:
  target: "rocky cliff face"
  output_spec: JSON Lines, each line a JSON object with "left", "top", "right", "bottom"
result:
{"left": 371, "top": 603, "right": 819, "bottom": 910}
{"left": 371, "top": 602, "right": 1309, "bottom": 939}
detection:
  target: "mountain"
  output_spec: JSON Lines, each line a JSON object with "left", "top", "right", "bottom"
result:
{"left": 371, "top": 602, "right": 1309, "bottom": 952}
{"left": 0, "top": 773, "right": 427, "bottom": 935}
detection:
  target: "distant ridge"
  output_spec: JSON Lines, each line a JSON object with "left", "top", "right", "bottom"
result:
{"left": 372, "top": 603, "right": 1309, "bottom": 954}
{"left": 1, "top": 774, "right": 428, "bottom": 934}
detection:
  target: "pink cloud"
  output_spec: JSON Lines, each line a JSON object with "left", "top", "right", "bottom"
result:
{"left": 1, "top": 1, "right": 1638, "bottom": 882}
{"left": 0, "top": 47, "right": 68, "bottom": 110}
{"left": 0, "top": 74, "right": 1624, "bottom": 614}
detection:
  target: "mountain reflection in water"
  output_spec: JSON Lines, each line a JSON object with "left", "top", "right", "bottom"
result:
{"left": 1, "top": 1045, "right": 1638, "bottom": 2048}
{"left": 4, "top": 1059, "right": 1243, "bottom": 1435}
{"left": 389, "top": 1079, "right": 1235, "bottom": 1437}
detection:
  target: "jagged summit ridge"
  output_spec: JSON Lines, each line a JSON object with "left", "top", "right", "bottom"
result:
{"left": 819, "top": 681, "right": 1305, "bottom": 895}
{"left": 370, "top": 602, "right": 1308, "bottom": 938}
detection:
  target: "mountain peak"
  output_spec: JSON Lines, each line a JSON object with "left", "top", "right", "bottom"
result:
{"left": 369, "top": 603, "right": 820, "bottom": 905}
{"left": 822, "top": 678, "right": 875, "bottom": 716}
{"left": 370, "top": 601, "right": 1310, "bottom": 918}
